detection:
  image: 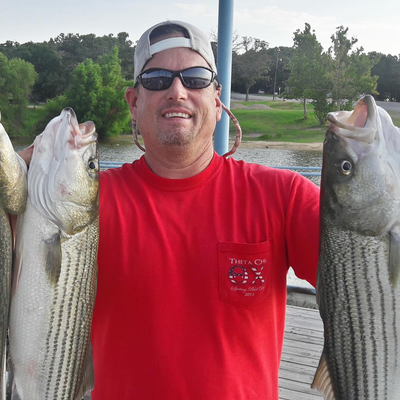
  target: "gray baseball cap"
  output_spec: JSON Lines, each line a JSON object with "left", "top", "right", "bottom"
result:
{"left": 134, "top": 20, "right": 217, "bottom": 84}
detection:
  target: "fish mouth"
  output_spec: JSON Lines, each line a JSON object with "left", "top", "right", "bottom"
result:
{"left": 328, "top": 95, "right": 377, "bottom": 144}
{"left": 60, "top": 108, "right": 97, "bottom": 148}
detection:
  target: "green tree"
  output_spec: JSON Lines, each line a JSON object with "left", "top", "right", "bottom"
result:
{"left": 1, "top": 32, "right": 135, "bottom": 103}
{"left": 0, "top": 52, "right": 37, "bottom": 133}
{"left": 327, "top": 26, "right": 378, "bottom": 110}
{"left": 96, "top": 47, "right": 131, "bottom": 136}
{"left": 232, "top": 37, "right": 270, "bottom": 101}
{"left": 285, "top": 23, "right": 328, "bottom": 120}
{"left": 264, "top": 46, "right": 293, "bottom": 96}
{"left": 62, "top": 47, "right": 130, "bottom": 138}
{"left": 371, "top": 53, "right": 400, "bottom": 102}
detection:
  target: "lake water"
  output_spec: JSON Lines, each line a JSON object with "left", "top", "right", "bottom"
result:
{"left": 13, "top": 137, "right": 322, "bottom": 290}
{"left": 12, "top": 136, "right": 323, "bottom": 168}
{"left": 97, "top": 137, "right": 323, "bottom": 167}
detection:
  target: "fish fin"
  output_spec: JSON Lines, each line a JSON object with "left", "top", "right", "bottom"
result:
{"left": 0, "top": 344, "right": 5, "bottom": 400}
{"left": 11, "top": 240, "right": 23, "bottom": 296}
{"left": 311, "top": 351, "right": 337, "bottom": 400}
{"left": 44, "top": 233, "right": 62, "bottom": 285}
{"left": 74, "top": 342, "right": 94, "bottom": 400}
{"left": 11, "top": 381, "right": 21, "bottom": 400}
{"left": 389, "top": 231, "right": 400, "bottom": 287}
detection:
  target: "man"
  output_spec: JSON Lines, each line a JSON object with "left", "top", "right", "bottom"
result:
{"left": 90, "top": 20, "right": 320, "bottom": 400}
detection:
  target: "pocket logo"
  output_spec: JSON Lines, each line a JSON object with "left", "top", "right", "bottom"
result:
{"left": 219, "top": 242, "right": 271, "bottom": 307}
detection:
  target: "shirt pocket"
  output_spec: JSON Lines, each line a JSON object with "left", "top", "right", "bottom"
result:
{"left": 218, "top": 241, "right": 271, "bottom": 308}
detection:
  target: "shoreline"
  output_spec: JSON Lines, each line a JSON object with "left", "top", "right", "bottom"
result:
{"left": 98, "top": 135, "right": 324, "bottom": 152}
{"left": 238, "top": 140, "right": 323, "bottom": 151}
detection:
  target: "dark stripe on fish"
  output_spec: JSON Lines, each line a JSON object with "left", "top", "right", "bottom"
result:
{"left": 362, "top": 242, "right": 379, "bottom": 399}
{"left": 375, "top": 248, "right": 389, "bottom": 398}
{"left": 342, "top": 235, "right": 358, "bottom": 399}
{"left": 350, "top": 232, "right": 368, "bottom": 399}
{"left": 393, "top": 285, "right": 398, "bottom": 369}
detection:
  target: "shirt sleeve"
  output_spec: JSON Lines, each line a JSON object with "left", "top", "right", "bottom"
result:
{"left": 284, "top": 174, "right": 320, "bottom": 288}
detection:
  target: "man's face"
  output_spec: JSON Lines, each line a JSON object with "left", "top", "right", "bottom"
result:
{"left": 126, "top": 47, "right": 222, "bottom": 153}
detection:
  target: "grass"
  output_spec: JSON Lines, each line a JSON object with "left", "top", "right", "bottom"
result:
{"left": 388, "top": 110, "right": 400, "bottom": 126}
{"left": 229, "top": 101, "right": 326, "bottom": 143}
{"left": 237, "top": 100, "right": 314, "bottom": 111}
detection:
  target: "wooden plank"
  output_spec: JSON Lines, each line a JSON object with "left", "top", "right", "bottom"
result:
{"left": 283, "top": 337, "right": 323, "bottom": 353}
{"left": 279, "top": 305, "right": 324, "bottom": 399}
{"left": 279, "top": 386, "right": 322, "bottom": 400}
{"left": 279, "top": 359, "right": 319, "bottom": 377}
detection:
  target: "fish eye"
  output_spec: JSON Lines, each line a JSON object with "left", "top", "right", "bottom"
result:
{"left": 88, "top": 160, "right": 98, "bottom": 170}
{"left": 340, "top": 160, "right": 352, "bottom": 175}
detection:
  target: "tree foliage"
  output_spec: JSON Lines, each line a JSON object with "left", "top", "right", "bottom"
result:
{"left": 285, "top": 23, "right": 330, "bottom": 121}
{"left": 284, "top": 24, "right": 379, "bottom": 124}
{"left": 371, "top": 53, "right": 400, "bottom": 102}
{"left": 41, "top": 47, "right": 130, "bottom": 138}
{"left": 0, "top": 32, "right": 134, "bottom": 103}
{"left": 232, "top": 37, "right": 270, "bottom": 101}
{"left": 0, "top": 52, "right": 37, "bottom": 133}
{"left": 327, "top": 26, "right": 378, "bottom": 110}
{"left": 0, "top": 25, "right": 396, "bottom": 138}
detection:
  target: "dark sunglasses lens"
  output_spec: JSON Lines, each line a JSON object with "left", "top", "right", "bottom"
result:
{"left": 140, "top": 70, "right": 173, "bottom": 90}
{"left": 181, "top": 68, "right": 214, "bottom": 88}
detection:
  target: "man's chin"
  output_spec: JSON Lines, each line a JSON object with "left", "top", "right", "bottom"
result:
{"left": 157, "top": 131, "right": 194, "bottom": 146}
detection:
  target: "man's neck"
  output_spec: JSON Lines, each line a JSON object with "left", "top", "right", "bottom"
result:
{"left": 143, "top": 142, "right": 215, "bottom": 179}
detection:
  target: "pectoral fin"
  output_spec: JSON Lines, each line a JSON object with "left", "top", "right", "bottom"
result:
{"left": 311, "top": 350, "right": 337, "bottom": 400}
{"left": 74, "top": 342, "right": 95, "bottom": 400}
{"left": 44, "top": 234, "right": 62, "bottom": 285}
{"left": 389, "top": 230, "right": 400, "bottom": 287}
{"left": 11, "top": 381, "right": 22, "bottom": 400}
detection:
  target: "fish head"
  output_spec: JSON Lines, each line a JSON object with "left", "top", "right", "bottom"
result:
{"left": 322, "top": 95, "right": 400, "bottom": 236}
{"left": 29, "top": 108, "right": 99, "bottom": 234}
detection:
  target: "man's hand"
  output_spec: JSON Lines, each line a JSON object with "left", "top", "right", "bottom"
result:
{"left": 18, "top": 144, "right": 34, "bottom": 168}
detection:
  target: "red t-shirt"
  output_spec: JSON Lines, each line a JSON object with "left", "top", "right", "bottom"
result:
{"left": 91, "top": 153, "right": 319, "bottom": 400}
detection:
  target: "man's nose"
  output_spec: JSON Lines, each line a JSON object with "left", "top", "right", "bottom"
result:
{"left": 166, "top": 76, "right": 188, "bottom": 101}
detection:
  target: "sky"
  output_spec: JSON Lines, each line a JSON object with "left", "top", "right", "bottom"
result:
{"left": 1, "top": 0, "right": 399, "bottom": 56}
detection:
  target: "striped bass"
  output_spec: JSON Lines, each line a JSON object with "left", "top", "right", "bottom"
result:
{"left": 312, "top": 95, "right": 400, "bottom": 399}
{"left": 9, "top": 108, "right": 99, "bottom": 400}
{"left": 0, "top": 113, "right": 27, "bottom": 399}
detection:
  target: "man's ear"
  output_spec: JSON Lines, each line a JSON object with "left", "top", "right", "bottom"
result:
{"left": 125, "top": 87, "right": 139, "bottom": 119}
{"left": 215, "top": 85, "right": 223, "bottom": 122}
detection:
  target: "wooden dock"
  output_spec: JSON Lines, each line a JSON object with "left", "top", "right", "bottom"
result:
{"left": 279, "top": 305, "right": 324, "bottom": 399}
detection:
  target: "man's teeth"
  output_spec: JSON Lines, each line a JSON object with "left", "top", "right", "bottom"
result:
{"left": 164, "top": 113, "right": 191, "bottom": 119}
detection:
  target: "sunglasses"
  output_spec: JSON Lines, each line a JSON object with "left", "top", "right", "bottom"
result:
{"left": 136, "top": 66, "right": 218, "bottom": 91}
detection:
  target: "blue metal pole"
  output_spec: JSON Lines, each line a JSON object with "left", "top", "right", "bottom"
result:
{"left": 215, "top": 0, "right": 234, "bottom": 155}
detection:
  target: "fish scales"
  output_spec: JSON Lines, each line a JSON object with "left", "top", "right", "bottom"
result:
{"left": 318, "top": 214, "right": 400, "bottom": 399}
{"left": 43, "top": 221, "right": 98, "bottom": 399}
{"left": 9, "top": 108, "right": 99, "bottom": 400}
{"left": 0, "top": 211, "right": 12, "bottom": 395}
{"left": 0, "top": 115, "right": 27, "bottom": 398}
{"left": 313, "top": 95, "right": 400, "bottom": 400}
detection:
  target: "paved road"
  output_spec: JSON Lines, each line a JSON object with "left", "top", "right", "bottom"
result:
{"left": 230, "top": 92, "right": 400, "bottom": 112}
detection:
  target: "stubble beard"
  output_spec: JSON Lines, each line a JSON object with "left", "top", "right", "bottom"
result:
{"left": 157, "top": 127, "right": 195, "bottom": 146}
